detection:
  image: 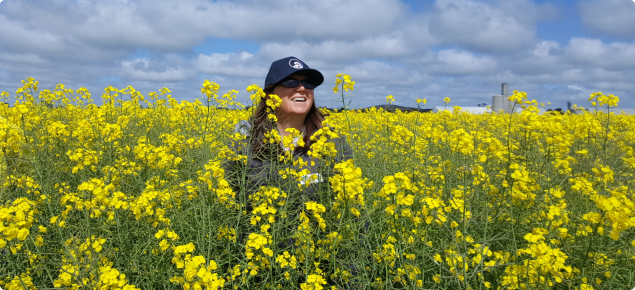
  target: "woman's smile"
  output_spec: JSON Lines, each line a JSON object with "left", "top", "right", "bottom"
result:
{"left": 274, "top": 74, "right": 314, "bottom": 117}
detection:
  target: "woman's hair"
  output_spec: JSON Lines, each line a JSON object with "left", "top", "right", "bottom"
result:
{"left": 249, "top": 86, "right": 325, "bottom": 159}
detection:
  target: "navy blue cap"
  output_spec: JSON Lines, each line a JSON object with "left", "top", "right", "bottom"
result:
{"left": 264, "top": 56, "right": 324, "bottom": 89}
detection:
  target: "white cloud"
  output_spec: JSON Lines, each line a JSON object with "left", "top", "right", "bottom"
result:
{"left": 568, "top": 85, "right": 586, "bottom": 91}
{"left": 591, "top": 81, "right": 635, "bottom": 91}
{"left": 259, "top": 35, "right": 426, "bottom": 64}
{"left": 190, "top": 0, "right": 407, "bottom": 41}
{"left": 503, "top": 38, "right": 635, "bottom": 79}
{"left": 0, "top": 0, "right": 407, "bottom": 54}
{"left": 565, "top": 38, "right": 635, "bottom": 70}
{"left": 0, "top": 0, "right": 633, "bottom": 109}
{"left": 428, "top": 0, "right": 542, "bottom": 52}
{"left": 435, "top": 49, "right": 497, "bottom": 74}
{"left": 506, "top": 40, "right": 564, "bottom": 75}
{"left": 0, "top": 53, "right": 50, "bottom": 66}
{"left": 336, "top": 60, "right": 428, "bottom": 85}
{"left": 194, "top": 52, "right": 267, "bottom": 78}
{"left": 579, "top": 0, "right": 635, "bottom": 39}
{"left": 0, "top": 10, "right": 126, "bottom": 60}
{"left": 121, "top": 58, "right": 196, "bottom": 82}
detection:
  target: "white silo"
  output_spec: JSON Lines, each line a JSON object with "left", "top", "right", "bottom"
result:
{"left": 492, "top": 83, "right": 512, "bottom": 113}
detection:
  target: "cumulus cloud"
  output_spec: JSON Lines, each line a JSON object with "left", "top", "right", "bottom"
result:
{"left": 0, "top": 53, "right": 50, "bottom": 66}
{"left": 194, "top": 52, "right": 267, "bottom": 78}
{"left": 335, "top": 60, "right": 428, "bottom": 85}
{"left": 504, "top": 37, "right": 635, "bottom": 79}
{"left": 198, "top": 0, "right": 406, "bottom": 41}
{"left": 0, "top": 0, "right": 412, "bottom": 94}
{"left": 427, "top": 0, "right": 549, "bottom": 52}
{"left": 565, "top": 38, "right": 635, "bottom": 70}
{"left": 121, "top": 58, "right": 196, "bottom": 82}
{"left": 0, "top": 0, "right": 633, "bottom": 109}
{"left": 259, "top": 34, "right": 428, "bottom": 64}
{"left": 0, "top": 0, "right": 407, "bottom": 54}
{"left": 578, "top": 0, "right": 635, "bottom": 39}
{"left": 434, "top": 49, "right": 497, "bottom": 74}
{"left": 505, "top": 40, "right": 565, "bottom": 75}
{"left": 0, "top": 15, "right": 127, "bottom": 63}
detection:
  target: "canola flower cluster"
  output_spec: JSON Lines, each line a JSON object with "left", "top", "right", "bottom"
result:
{"left": 0, "top": 77, "right": 634, "bottom": 289}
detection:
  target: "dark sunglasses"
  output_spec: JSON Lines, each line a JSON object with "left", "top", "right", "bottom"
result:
{"left": 279, "top": 79, "right": 317, "bottom": 89}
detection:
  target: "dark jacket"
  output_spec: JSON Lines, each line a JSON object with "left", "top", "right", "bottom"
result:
{"left": 225, "top": 120, "right": 353, "bottom": 204}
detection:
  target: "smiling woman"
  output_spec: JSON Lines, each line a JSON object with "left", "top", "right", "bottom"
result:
{"left": 226, "top": 56, "right": 353, "bottom": 197}
{"left": 252, "top": 56, "right": 327, "bottom": 156}
{"left": 272, "top": 75, "right": 315, "bottom": 128}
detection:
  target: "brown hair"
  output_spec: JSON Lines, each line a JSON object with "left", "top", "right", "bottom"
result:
{"left": 249, "top": 86, "right": 325, "bottom": 159}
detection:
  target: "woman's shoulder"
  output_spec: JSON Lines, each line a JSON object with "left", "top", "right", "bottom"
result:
{"left": 234, "top": 120, "right": 252, "bottom": 136}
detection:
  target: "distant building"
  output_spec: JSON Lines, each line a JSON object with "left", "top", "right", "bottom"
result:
{"left": 492, "top": 83, "right": 514, "bottom": 113}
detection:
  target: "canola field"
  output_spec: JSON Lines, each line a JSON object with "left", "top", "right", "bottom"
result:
{"left": 1, "top": 77, "right": 634, "bottom": 289}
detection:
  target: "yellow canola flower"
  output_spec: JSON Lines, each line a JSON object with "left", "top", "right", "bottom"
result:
{"left": 246, "top": 233, "right": 268, "bottom": 250}
{"left": 3, "top": 78, "right": 635, "bottom": 289}
{"left": 4, "top": 273, "right": 37, "bottom": 290}
{"left": 333, "top": 73, "right": 355, "bottom": 93}
{"left": 333, "top": 73, "right": 355, "bottom": 94}
{"left": 300, "top": 274, "right": 327, "bottom": 290}
{"left": 276, "top": 251, "right": 298, "bottom": 269}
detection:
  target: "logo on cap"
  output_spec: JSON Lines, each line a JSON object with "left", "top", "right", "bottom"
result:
{"left": 289, "top": 59, "right": 304, "bottom": 69}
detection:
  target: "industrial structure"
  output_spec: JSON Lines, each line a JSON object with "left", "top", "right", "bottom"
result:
{"left": 491, "top": 83, "right": 515, "bottom": 113}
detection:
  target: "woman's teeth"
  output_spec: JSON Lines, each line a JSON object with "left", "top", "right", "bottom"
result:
{"left": 292, "top": 98, "right": 306, "bottom": 102}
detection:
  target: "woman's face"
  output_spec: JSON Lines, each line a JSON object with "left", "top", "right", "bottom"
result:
{"left": 273, "top": 74, "right": 314, "bottom": 118}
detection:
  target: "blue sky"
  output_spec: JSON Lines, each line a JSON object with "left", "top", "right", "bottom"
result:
{"left": 0, "top": 0, "right": 634, "bottom": 110}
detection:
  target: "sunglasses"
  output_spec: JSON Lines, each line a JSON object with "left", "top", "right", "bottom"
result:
{"left": 279, "top": 79, "right": 317, "bottom": 90}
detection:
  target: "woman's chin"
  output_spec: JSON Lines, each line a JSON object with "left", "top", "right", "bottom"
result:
{"left": 290, "top": 109, "right": 310, "bottom": 116}
{"left": 286, "top": 104, "right": 311, "bottom": 115}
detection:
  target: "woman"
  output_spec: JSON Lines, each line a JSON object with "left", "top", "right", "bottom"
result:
{"left": 226, "top": 56, "right": 353, "bottom": 202}
{"left": 225, "top": 58, "right": 360, "bottom": 286}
